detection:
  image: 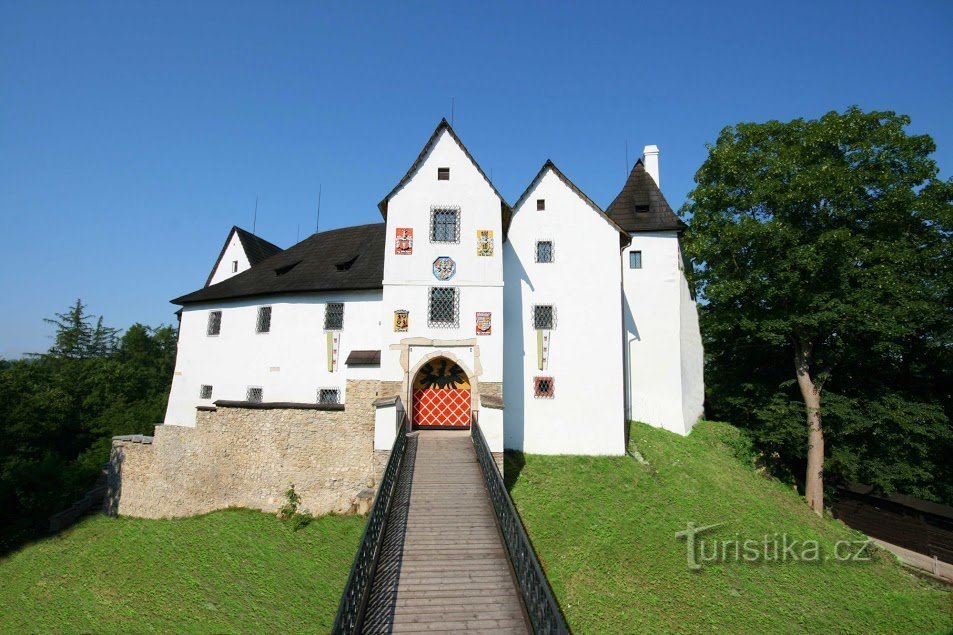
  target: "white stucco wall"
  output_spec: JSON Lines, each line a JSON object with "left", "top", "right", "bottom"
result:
{"left": 503, "top": 168, "right": 626, "bottom": 455}
{"left": 623, "top": 231, "right": 703, "bottom": 435}
{"left": 380, "top": 128, "right": 505, "bottom": 395}
{"left": 164, "top": 290, "right": 382, "bottom": 426}
{"left": 207, "top": 230, "right": 252, "bottom": 286}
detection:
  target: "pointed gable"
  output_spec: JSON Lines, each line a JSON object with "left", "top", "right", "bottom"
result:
{"left": 514, "top": 160, "right": 630, "bottom": 248}
{"left": 205, "top": 226, "right": 284, "bottom": 287}
{"left": 377, "top": 118, "right": 512, "bottom": 236}
{"left": 605, "top": 160, "right": 687, "bottom": 233}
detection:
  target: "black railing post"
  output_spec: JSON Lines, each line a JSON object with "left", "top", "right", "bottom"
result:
{"left": 471, "top": 421, "right": 570, "bottom": 634}
{"left": 332, "top": 412, "right": 408, "bottom": 634}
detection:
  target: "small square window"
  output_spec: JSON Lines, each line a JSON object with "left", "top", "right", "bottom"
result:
{"left": 207, "top": 311, "right": 222, "bottom": 336}
{"left": 246, "top": 386, "right": 263, "bottom": 403}
{"left": 537, "top": 199, "right": 545, "bottom": 211}
{"left": 629, "top": 251, "right": 642, "bottom": 269}
{"left": 536, "top": 241, "right": 554, "bottom": 263}
{"left": 256, "top": 306, "right": 272, "bottom": 333}
{"left": 534, "top": 376, "right": 555, "bottom": 398}
{"left": 324, "top": 302, "right": 344, "bottom": 330}
{"left": 437, "top": 167, "right": 450, "bottom": 181}
{"left": 428, "top": 287, "right": 459, "bottom": 328}
{"left": 635, "top": 204, "right": 650, "bottom": 214}
{"left": 430, "top": 207, "right": 460, "bottom": 243}
{"left": 318, "top": 388, "right": 340, "bottom": 405}
{"left": 199, "top": 385, "right": 213, "bottom": 399}
{"left": 533, "top": 305, "right": 555, "bottom": 330}
{"left": 231, "top": 260, "right": 238, "bottom": 273}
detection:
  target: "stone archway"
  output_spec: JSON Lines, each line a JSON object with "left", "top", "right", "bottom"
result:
{"left": 411, "top": 356, "right": 472, "bottom": 429}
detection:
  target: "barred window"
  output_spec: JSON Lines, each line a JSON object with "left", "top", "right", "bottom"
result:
{"left": 318, "top": 388, "right": 341, "bottom": 405}
{"left": 428, "top": 287, "right": 459, "bottom": 328}
{"left": 533, "top": 305, "right": 555, "bottom": 330}
{"left": 207, "top": 311, "right": 222, "bottom": 336}
{"left": 534, "top": 377, "right": 555, "bottom": 398}
{"left": 199, "top": 385, "right": 213, "bottom": 399}
{"left": 437, "top": 167, "right": 450, "bottom": 181}
{"left": 629, "top": 250, "right": 642, "bottom": 269}
{"left": 324, "top": 302, "right": 344, "bottom": 330}
{"left": 536, "top": 241, "right": 554, "bottom": 263}
{"left": 246, "top": 386, "right": 263, "bottom": 403}
{"left": 256, "top": 306, "right": 272, "bottom": 333}
{"left": 430, "top": 207, "right": 460, "bottom": 243}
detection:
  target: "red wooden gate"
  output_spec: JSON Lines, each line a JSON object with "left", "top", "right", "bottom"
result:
{"left": 412, "top": 358, "right": 471, "bottom": 429}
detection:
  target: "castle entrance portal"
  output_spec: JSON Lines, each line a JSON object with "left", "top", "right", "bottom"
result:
{"left": 412, "top": 357, "right": 471, "bottom": 429}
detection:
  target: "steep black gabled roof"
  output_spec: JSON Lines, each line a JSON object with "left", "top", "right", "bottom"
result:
{"left": 204, "top": 226, "right": 284, "bottom": 287}
{"left": 176, "top": 223, "right": 385, "bottom": 305}
{"left": 514, "top": 160, "right": 631, "bottom": 248}
{"left": 377, "top": 118, "right": 513, "bottom": 237}
{"left": 605, "top": 160, "right": 688, "bottom": 233}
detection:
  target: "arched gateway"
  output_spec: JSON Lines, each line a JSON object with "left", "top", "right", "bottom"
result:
{"left": 412, "top": 357, "right": 471, "bottom": 429}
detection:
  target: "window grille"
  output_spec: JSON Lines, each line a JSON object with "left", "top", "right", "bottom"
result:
{"left": 437, "top": 167, "right": 450, "bottom": 181}
{"left": 629, "top": 250, "right": 642, "bottom": 269}
{"left": 207, "top": 311, "right": 222, "bottom": 336}
{"left": 199, "top": 385, "right": 213, "bottom": 399}
{"left": 532, "top": 305, "right": 556, "bottom": 330}
{"left": 246, "top": 386, "right": 263, "bottom": 403}
{"left": 535, "top": 241, "right": 554, "bottom": 263}
{"left": 430, "top": 206, "right": 460, "bottom": 243}
{"left": 318, "top": 388, "right": 341, "bottom": 405}
{"left": 256, "top": 306, "right": 272, "bottom": 333}
{"left": 534, "top": 376, "right": 555, "bottom": 398}
{"left": 428, "top": 287, "right": 459, "bottom": 328}
{"left": 324, "top": 302, "right": 344, "bottom": 330}
{"left": 537, "top": 199, "right": 545, "bottom": 211}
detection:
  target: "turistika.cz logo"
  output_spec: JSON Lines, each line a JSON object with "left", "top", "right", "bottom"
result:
{"left": 675, "top": 522, "right": 873, "bottom": 571}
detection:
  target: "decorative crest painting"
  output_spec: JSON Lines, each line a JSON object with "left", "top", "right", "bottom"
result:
{"left": 395, "top": 228, "right": 413, "bottom": 255}
{"left": 475, "top": 312, "right": 492, "bottom": 336}
{"left": 393, "top": 309, "right": 409, "bottom": 332}
{"left": 432, "top": 256, "right": 456, "bottom": 281}
{"left": 476, "top": 229, "right": 494, "bottom": 256}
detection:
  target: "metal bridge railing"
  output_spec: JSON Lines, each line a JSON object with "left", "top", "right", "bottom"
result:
{"left": 332, "top": 411, "right": 408, "bottom": 634}
{"left": 471, "top": 421, "right": 570, "bottom": 634}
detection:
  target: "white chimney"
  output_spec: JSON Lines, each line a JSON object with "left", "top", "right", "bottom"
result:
{"left": 643, "top": 144, "right": 660, "bottom": 189}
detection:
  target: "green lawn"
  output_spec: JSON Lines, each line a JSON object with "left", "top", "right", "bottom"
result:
{"left": 0, "top": 509, "right": 364, "bottom": 634}
{"left": 507, "top": 421, "right": 952, "bottom": 634}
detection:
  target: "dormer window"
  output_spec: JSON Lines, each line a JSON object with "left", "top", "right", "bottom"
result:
{"left": 437, "top": 167, "right": 450, "bottom": 181}
{"left": 537, "top": 199, "right": 545, "bottom": 211}
{"left": 231, "top": 261, "right": 238, "bottom": 273}
{"left": 635, "top": 204, "right": 650, "bottom": 214}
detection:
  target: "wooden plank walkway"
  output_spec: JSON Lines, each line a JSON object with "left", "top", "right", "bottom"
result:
{"left": 362, "top": 430, "right": 529, "bottom": 634}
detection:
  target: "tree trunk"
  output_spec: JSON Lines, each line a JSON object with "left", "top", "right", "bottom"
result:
{"left": 794, "top": 338, "right": 825, "bottom": 515}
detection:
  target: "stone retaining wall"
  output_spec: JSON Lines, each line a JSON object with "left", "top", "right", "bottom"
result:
{"left": 105, "top": 379, "right": 379, "bottom": 519}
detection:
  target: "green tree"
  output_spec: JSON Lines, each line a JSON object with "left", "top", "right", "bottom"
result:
{"left": 683, "top": 107, "right": 952, "bottom": 513}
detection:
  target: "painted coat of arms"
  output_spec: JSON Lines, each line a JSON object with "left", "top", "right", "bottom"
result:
{"left": 394, "top": 309, "right": 409, "bottom": 332}
{"left": 395, "top": 228, "right": 413, "bottom": 255}
{"left": 476, "top": 229, "right": 493, "bottom": 256}
{"left": 432, "top": 256, "right": 456, "bottom": 280}
{"left": 476, "top": 311, "right": 491, "bottom": 336}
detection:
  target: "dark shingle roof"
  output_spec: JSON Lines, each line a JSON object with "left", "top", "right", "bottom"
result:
{"left": 175, "top": 223, "right": 385, "bottom": 305}
{"left": 378, "top": 118, "right": 513, "bottom": 237}
{"left": 605, "top": 160, "right": 688, "bottom": 233}
{"left": 514, "top": 160, "right": 631, "bottom": 248}
{"left": 204, "top": 226, "right": 284, "bottom": 287}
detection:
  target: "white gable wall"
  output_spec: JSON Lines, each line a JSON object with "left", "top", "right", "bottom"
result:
{"left": 503, "top": 169, "right": 626, "bottom": 455}
{"left": 208, "top": 230, "right": 252, "bottom": 286}
{"left": 380, "top": 129, "right": 504, "bottom": 394}
{"left": 164, "top": 290, "right": 382, "bottom": 426}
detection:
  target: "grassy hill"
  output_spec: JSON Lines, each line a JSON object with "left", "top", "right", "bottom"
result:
{"left": 506, "top": 421, "right": 951, "bottom": 634}
{"left": 0, "top": 509, "right": 363, "bottom": 633}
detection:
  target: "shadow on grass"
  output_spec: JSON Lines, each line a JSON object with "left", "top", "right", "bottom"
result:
{"left": 503, "top": 450, "right": 526, "bottom": 493}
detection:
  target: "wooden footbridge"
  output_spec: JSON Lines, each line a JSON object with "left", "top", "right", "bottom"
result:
{"left": 333, "top": 422, "right": 568, "bottom": 634}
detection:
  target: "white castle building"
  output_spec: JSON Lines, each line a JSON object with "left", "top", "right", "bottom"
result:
{"left": 163, "top": 119, "right": 704, "bottom": 458}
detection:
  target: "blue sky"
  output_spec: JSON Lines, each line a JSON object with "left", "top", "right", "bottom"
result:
{"left": 1, "top": 1, "right": 950, "bottom": 358}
